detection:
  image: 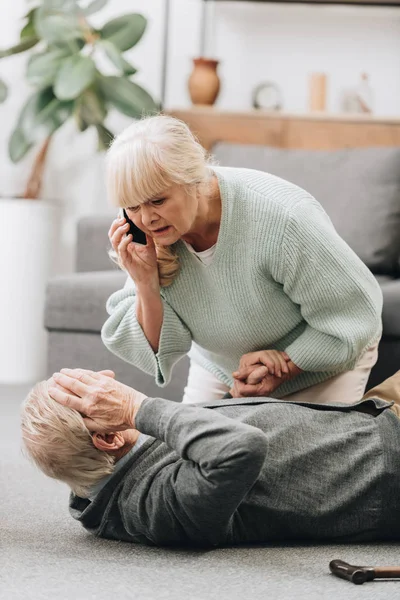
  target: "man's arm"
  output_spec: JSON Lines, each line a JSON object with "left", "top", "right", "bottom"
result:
{"left": 126, "top": 397, "right": 268, "bottom": 547}
{"left": 49, "top": 369, "right": 268, "bottom": 547}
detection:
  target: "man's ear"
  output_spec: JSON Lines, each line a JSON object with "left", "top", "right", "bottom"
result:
{"left": 92, "top": 431, "right": 124, "bottom": 452}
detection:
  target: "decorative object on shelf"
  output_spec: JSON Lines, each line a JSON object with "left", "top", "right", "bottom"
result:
{"left": 309, "top": 72, "right": 327, "bottom": 112}
{"left": 252, "top": 81, "right": 282, "bottom": 111}
{"left": 188, "top": 57, "right": 220, "bottom": 105}
{"left": 341, "top": 73, "right": 374, "bottom": 114}
{"left": 0, "top": 0, "right": 159, "bottom": 383}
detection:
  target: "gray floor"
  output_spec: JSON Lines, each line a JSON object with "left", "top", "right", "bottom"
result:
{"left": 1, "top": 383, "right": 400, "bottom": 600}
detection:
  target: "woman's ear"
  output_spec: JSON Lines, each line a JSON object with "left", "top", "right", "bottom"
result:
{"left": 92, "top": 432, "right": 125, "bottom": 452}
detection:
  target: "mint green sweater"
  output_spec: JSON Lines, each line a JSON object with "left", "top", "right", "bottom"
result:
{"left": 101, "top": 167, "right": 383, "bottom": 398}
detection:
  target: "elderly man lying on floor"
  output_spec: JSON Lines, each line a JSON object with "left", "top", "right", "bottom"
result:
{"left": 21, "top": 367, "right": 400, "bottom": 548}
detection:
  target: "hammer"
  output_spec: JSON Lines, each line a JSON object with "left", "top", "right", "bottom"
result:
{"left": 330, "top": 559, "right": 400, "bottom": 585}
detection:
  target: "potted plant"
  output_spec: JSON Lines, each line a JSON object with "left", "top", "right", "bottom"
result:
{"left": 0, "top": 0, "right": 159, "bottom": 383}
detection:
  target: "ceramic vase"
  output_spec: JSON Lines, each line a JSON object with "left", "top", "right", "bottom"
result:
{"left": 188, "top": 58, "right": 220, "bottom": 106}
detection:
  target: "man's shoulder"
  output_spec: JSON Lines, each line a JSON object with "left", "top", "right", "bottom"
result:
{"left": 197, "top": 395, "right": 395, "bottom": 417}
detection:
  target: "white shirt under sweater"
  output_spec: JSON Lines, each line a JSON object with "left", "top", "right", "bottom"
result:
{"left": 182, "top": 241, "right": 217, "bottom": 266}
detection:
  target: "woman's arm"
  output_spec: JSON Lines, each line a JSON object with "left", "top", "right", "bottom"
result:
{"left": 101, "top": 276, "right": 192, "bottom": 386}
{"left": 277, "top": 198, "right": 383, "bottom": 372}
{"left": 104, "top": 215, "right": 192, "bottom": 385}
{"left": 135, "top": 283, "right": 164, "bottom": 353}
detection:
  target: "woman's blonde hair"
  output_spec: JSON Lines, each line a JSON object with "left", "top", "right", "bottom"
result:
{"left": 20, "top": 381, "right": 115, "bottom": 498}
{"left": 106, "top": 114, "right": 215, "bottom": 287}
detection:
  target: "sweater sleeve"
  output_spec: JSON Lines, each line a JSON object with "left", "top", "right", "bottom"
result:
{"left": 101, "top": 276, "right": 192, "bottom": 386}
{"left": 277, "top": 199, "right": 383, "bottom": 372}
{"left": 126, "top": 397, "right": 268, "bottom": 547}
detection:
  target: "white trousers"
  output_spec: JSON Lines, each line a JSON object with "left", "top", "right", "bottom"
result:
{"left": 181, "top": 342, "right": 379, "bottom": 405}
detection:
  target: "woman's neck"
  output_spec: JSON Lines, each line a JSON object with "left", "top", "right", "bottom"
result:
{"left": 182, "top": 175, "right": 221, "bottom": 252}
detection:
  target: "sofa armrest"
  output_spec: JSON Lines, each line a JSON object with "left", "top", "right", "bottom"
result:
{"left": 76, "top": 214, "right": 118, "bottom": 273}
{"left": 45, "top": 271, "right": 126, "bottom": 332}
{"left": 380, "top": 278, "right": 400, "bottom": 338}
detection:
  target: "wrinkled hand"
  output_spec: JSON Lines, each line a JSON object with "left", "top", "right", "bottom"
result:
{"left": 108, "top": 215, "right": 159, "bottom": 289}
{"left": 231, "top": 350, "right": 302, "bottom": 398}
{"left": 48, "top": 368, "right": 147, "bottom": 433}
{"left": 233, "top": 349, "right": 291, "bottom": 380}
{"left": 230, "top": 367, "right": 284, "bottom": 398}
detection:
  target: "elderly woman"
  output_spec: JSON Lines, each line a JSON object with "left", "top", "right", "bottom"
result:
{"left": 101, "top": 115, "right": 382, "bottom": 405}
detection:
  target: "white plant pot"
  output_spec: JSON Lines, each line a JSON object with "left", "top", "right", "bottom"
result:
{"left": 0, "top": 198, "right": 60, "bottom": 384}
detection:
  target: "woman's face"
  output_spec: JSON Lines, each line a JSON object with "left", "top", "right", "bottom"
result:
{"left": 125, "top": 183, "right": 197, "bottom": 246}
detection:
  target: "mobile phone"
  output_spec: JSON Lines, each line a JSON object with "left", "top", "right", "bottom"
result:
{"left": 122, "top": 209, "right": 147, "bottom": 245}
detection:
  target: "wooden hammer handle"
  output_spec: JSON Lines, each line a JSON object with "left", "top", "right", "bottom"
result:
{"left": 374, "top": 567, "right": 400, "bottom": 578}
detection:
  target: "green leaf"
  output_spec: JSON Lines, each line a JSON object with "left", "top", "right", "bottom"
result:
{"left": 17, "top": 88, "right": 73, "bottom": 145}
{"left": 53, "top": 38, "right": 86, "bottom": 52}
{"left": 8, "top": 128, "right": 33, "bottom": 163}
{"left": 54, "top": 55, "right": 96, "bottom": 100}
{"left": 100, "top": 76, "right": 158, "bottom": 118}
{"left": 83, "top": 0, "right": 108, "bottom": 16}
{"left": 96, "top": 123, "right": 114, "bottom": 151}
{"left": 20, "top": 8, "right": 38, "bottom": 40}
{"left": 26, "top": 47, "right": 71, "bottom": 87}
{"left": 0, "top": 37, "right": 39, "bottom": 59}
{"left": 0, "top": 79, "right": 7, "bottom": 103}
{"left": 99, "top": 40, "right": 137, "bottom": 76}
{"left": 100, "top": 14, "right": 146, "bottom": 52}
{"left": 74, "top": 87, "right": 107, "bottom": 131}
{"left": 34, "top": 6, "right": 83, "bottom": 45}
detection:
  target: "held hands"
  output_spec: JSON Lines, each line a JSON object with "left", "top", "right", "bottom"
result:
{"left": 231, "top": 350, "right": 302, "bottom": 398}
{"left": 48, "top": 368, "right": 147, "bottom": 433}
{"left": 108, "top": 215, "right": 159, "bottom": 289}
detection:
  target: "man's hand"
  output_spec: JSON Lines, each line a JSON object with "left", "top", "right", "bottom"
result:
{"left": 48, "top": 368, "right": 147, "bottom": 433}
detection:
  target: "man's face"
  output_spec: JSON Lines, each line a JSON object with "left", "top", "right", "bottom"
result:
{"left": 125, "top": 184, "right": 197, "bottom": 246}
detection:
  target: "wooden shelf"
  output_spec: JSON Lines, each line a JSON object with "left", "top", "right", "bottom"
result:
{"left": 170, "top": 106, "right": 400, "bottom": 125}
{"left": 168, "top": 106, "right": 400, "bottom": 150}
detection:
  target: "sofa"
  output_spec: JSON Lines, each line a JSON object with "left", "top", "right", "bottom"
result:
{"left": 45, "top": 144, "right": 400, "bottom": 397}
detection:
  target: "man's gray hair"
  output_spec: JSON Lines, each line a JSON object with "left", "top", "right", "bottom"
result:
{"left": 20, "top": 381, "right": 115, "bottom": 498}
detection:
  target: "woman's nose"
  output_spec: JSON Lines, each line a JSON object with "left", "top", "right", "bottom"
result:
{"left": 141, "top": 205, "right": 158, "bottom": 227}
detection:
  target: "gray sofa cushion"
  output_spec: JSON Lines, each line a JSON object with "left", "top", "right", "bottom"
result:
{"left": 76, "top": 214, "right": 117, "bottom": 273}
{"left": 213, "top": 144, "right": 400, "bottom": 276}
{"left": 45, "top": 271, "right": 126, "bottom": 332}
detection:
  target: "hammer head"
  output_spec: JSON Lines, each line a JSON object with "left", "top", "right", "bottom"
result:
{"left": 329, "top": 560, "right": 375, "bottom": 585}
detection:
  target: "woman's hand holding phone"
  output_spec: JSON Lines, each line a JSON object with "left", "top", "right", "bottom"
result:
{"left": 108, "top": 215, "right": 159, "bottom": 290}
